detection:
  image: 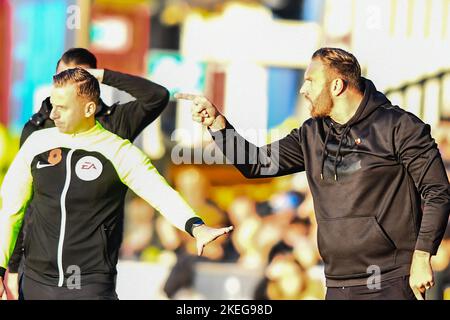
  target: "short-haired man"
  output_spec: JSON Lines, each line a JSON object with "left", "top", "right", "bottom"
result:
{"left": 4, "top": 47, "right": 170, "bottom": 299}
{"left": 176, "top": 48, "right": 450, "bottom": 300}
{"left": 0, "top": 68, "right": 232, "bottom": 300}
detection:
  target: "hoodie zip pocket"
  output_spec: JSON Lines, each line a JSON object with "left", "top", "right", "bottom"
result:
{"left": 99, "top": 224, "right": 114, "bottom": 270}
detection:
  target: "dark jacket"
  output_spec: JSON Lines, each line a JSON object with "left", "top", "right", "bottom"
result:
{"left": 7, "top": 69, "right": 169, "bottom": 274}
{"left": 1, "top": 123, "right": 200, "bottom": 286}
{"left": 209, "top": 78, "right": 450, "bottom": 287}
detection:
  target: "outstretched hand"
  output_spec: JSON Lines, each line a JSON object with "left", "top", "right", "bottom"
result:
{"left": 174, "top": 93, "right": 226, "bottom": 131}
{"left": 192, "top": 225, "right": 234, "bottom": 256}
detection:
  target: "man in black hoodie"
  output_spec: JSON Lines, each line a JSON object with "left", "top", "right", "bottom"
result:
{"left": 176, "top": 47, "right": 450, "bottom": 300}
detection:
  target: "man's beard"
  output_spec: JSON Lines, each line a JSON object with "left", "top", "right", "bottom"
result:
{"left": 309, "top": 87, "right": 333, "bottom": 119}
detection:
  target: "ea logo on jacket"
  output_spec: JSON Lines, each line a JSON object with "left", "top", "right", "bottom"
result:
{"left": 75, "top": 156, "right": 103, "bottom": 181}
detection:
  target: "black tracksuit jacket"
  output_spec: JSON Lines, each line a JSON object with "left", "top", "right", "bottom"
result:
{"left": 5, "top": 69, "right": 169, "bottom": 275}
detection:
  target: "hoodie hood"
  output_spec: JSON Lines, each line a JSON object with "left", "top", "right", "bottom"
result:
{"left": 320, "top": 78, "right": 391, "bottom": 181}
{"left": 343, "top": 77, "right": 391, "bottom": 127}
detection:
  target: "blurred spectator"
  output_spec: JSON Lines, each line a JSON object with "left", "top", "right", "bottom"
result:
{"left": 175, "top": 167, "right": 227, "bottom": 227}
{"left": 112, "top": 164, "right": 328, "bottom": 299}
{"left": 285, "top": 216, "right": 311, "bottom": 240}
{"left": 254, "top": 242, "right": 325, "bottom": 300}
{"left": 155, "top": 211, "right": 227, "bottom": 299}
{"left": 269, "top": 191, "right": 304, "bottom": 216}
{"left": 155, "top": 214, "right": 199, "bottom": 299}
{"left": 228, "top": 196, "right": 264, "bottom": 268}
{"left": 120, "top": 196, "right": 155, "bottom": 260}
{"left": 172, "top": 167, "right": 235, "bottom": 260}
{"left": 163, "top": 251, "right": 205, "bottom": 300}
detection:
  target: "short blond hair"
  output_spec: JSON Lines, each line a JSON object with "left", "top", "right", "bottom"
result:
{"left": 312, "top": 48, "right": 363, "bottom": 92}
{"left": 53, "top": 67, "right": 100, "bottom": 104}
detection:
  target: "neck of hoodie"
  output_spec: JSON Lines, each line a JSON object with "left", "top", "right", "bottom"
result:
{"left": 329, "top": 90, "right": 364, "bottom": 126}
{"left": 320, "top": 79, "right": 380, "bottom": 181}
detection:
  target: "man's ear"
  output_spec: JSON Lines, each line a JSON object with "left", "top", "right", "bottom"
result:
{"left": 84, "top": 101, "right": 96, "bottom": 117}
{"left": 331, "top": 78, "right": 346, "bottom": 97}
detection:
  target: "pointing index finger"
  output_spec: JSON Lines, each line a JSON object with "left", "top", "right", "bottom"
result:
{"left": 174, "top": 93, "right": 199, "bottom": 101}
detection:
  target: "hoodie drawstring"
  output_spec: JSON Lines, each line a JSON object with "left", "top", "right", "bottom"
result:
{"left": 321, "top": 122, "right": 351, "bottom": 181}
{"left": 320, "top": 123, "right": 333, "bottom": 180}
{"left": 333, "top": 125, "right": 351, "bottom": 181}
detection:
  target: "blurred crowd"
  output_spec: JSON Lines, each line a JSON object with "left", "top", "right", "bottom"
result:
{"left": 120, "top": 165, "right": 327, "bottom": 300}
{"left": 117, "top": 123, "right": 450, "bottom": 300}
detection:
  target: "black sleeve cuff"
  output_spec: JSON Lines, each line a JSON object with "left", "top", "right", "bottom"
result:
{"left": 185, "top": 217, "right": 205, "bottom": 237}
{"left": 207, "top": 119, "right": 233, "bottom": 136}
{"left": 0, "top": 267, "right": 6, "bottom": 278}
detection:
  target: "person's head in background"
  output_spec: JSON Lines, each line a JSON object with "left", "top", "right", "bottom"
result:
{"left": 265, "top": 250, "right": 307, "bottom": 299}
{"left": 56, "top": 48, "right": 97, "bottom": 74}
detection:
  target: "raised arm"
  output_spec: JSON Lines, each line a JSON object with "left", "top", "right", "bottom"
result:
{"left": 175, "top": 93, "right": 305, "bottom": 178}
{"left": 88, "top": 68, "right": 170, "bottom": 141}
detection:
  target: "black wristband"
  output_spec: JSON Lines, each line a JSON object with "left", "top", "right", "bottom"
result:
{"left": 0, "top": 267, "right": 6, "bottom": 278}
{"left": 185, "top": 217, "right": 205, "bottom": 237}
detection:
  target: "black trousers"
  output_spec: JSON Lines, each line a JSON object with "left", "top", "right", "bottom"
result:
{"left": 326, "top": 276, "right": 418, "bottom": 300}
{"left": 22, "top": 275, "right": 118, "bottom": 300}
